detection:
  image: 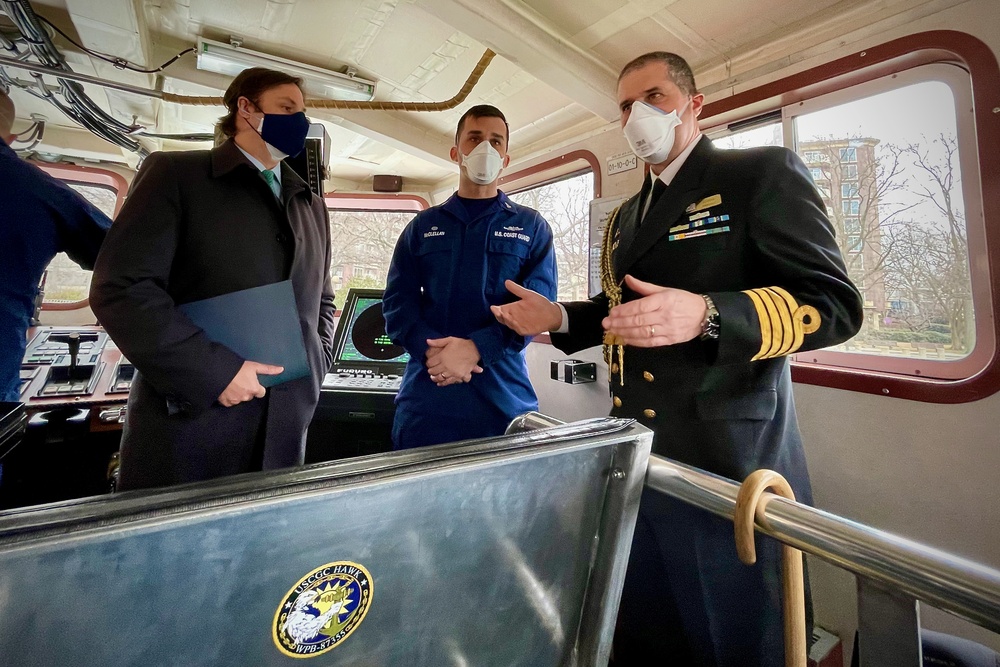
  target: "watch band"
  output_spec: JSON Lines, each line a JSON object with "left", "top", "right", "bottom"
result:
{"left": 700, "top": 294, "right": 720, "bottom": 340}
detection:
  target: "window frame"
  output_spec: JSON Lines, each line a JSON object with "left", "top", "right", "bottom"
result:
{"left": 699, "top": 30, "right": 1000, "bottom": 403}
{"left": 499, "top": 150, "right": 602, "bottom": 198}
{"left": 36, "top": 163, "right": 127, "bottom": 311}
{"left": 323, "top": 194, "right": 429, "bottom": 312}
{"left": 499, "top": 150, "right": 602, "bottom": 343}
{"left": 324, "top": 193, "right": 428, "bottom": 212}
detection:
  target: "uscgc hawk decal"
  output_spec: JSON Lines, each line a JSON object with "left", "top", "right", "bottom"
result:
{"left": 272, "top": 561, "right": 373, "bottom": 658}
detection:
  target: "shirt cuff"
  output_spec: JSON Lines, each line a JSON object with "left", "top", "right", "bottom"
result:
{"left": 555, "top": 303, "right": 569, "bottom": 334}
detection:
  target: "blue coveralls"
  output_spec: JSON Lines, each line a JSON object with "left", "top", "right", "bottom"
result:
{"left": 383, "top": 192, "right": 557, "bottom": 449}
{"left": 0, "top": 139, "right": 112, "bottom": 401}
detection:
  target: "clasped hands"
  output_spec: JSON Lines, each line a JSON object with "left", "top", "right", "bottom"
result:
{"left": 426, "top": 337, "right": 483, "bottom": 387}
{"left": 491, "top": 275, "right": 707, "bottom": 347}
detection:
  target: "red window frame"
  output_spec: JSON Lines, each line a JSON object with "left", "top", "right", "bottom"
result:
{"left": 324, "top": 193, "right": 428, "bottom": 212}
{"left": 699, "top": 30, "right": 1000, "bottom": 403}
{"left": 36, "top": 162, "right": 127, "bottom": 311}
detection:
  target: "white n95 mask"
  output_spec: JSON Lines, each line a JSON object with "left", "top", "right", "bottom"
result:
{"left": 623, "top": 99, "right": 690, "bottom": 165}
{"left": 462, "top": 141, "right": 504, "bottom": 185}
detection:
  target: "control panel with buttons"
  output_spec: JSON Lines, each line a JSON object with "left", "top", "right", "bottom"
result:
{"left": 322, "top": 369, "right": 403, "bottom": 393}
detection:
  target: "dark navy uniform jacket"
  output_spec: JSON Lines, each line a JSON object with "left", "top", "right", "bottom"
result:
{"left": 553, "top": 136, "right": 862, "bottom": 475}
{"left": 552, "top": 136, "right": 863, "bottom": 666}
{"left": 383, "top": 192, "right": 557, "bottom": 425}
{"left": 0, "top": 139, "right": 112, "bottom": 402}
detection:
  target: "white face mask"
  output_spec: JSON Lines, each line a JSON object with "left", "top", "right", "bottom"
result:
{"left": 461, "top": 141, "right": 504, "bottom": 185}
{"left": 623, "top": 99, "right": 691, "bottom": 165}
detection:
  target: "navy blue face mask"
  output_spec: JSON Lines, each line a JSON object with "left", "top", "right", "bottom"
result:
{"left": 248, "top": 107, "right": 310, "bottom": 159}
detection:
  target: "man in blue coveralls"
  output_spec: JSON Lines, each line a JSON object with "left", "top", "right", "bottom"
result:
{"left": 383, "top": 104, "right": 557, "bottom": 449}
{"left": 0, "top": 89, "right": 112, "bottom": 402}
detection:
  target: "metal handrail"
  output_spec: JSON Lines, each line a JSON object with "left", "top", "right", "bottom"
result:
{"left": 508, "top": 413, "right": 1000, "bottom": 633}
{"left": 645, "top": 456, "right": 1000, "bottom": 633}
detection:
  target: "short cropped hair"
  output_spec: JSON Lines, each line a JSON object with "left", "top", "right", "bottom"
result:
{"left": 216, "top": 67, "right": 304, "bottom": 138}
{"left": 455, "top": 104, "right": 509, "bottom": 147}
{"left": 618, "top": 52, "right": 698, "bottom": 96}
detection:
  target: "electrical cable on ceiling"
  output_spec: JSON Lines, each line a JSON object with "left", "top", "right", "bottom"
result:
{"left": 0, "top": 0, "right": 145, "bottom": 155}
{"left": 11, "top": 116, "right": 42, "bottom": 149}
{"left": 132, "top": 130, "right": 213, "bottom": 141}
{"left": 34, "top": 15, "right": 194, "bottom": 74}
{"left": 0, "top": 0, "right": 500, "bottom": 153}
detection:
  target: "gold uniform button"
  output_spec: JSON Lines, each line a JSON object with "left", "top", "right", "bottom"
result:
{"left": 643, "top": 408, "right": 657, "bottom": 419}
{"left": 613, "top": 396, "right": 622, "bottom": 408}
{"left": 643, "top": 371, "right": 654, "bottom": 382}
{"left": 611, "top": 363, "right": 619, "bottom": 374}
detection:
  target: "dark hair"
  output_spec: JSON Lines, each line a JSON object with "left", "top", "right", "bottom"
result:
{"left": 455, "top": 104, "right": 509, "bottom": 147}
{"left": 618, "top": 52, "right": 698, "bottom": 96}
{"left": 217, "top": 67, "right": 304, "bottom": 138}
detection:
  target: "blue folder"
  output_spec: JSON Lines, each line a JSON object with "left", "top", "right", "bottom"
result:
{"left": 179, "top": 280, "right": 309, "bottom": 388}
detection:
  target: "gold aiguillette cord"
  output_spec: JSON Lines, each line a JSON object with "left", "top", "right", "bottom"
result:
{"left": 601, "top": 206, "right": 625, "bottom": 387}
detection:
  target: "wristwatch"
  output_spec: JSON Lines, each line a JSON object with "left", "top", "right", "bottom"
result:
{"left": 699, "top": 294, "right": 720, "bottom": 340}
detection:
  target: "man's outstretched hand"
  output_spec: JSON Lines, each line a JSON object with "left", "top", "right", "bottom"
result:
{"left": 490, "top": 280, "right": 562, "bottom": 336}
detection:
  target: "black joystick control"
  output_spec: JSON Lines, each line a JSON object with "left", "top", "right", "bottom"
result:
{"left": 42, "top": 332, "right": 101, "bottom": 393}
{"left": 49, "top": 332, "right": 82, "bottom": 376}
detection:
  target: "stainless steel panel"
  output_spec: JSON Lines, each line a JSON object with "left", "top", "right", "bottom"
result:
{"left": 0, "top": 418, "right": 651, "bottom": 667}
{"left": 857, "top": 578, "right": 922, "bottom": 667}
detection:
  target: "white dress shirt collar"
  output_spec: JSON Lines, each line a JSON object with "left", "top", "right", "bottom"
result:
{"left": 640, "top": 133, "right": 703, "bottom": 220}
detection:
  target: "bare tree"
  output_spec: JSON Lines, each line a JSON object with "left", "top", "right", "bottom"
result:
{"left": 333, "top": 274, "right": 384, "bottom": 309}
{"left": 328, "top": 210, "right": 414, "bottom": 277}
{"left": 509, "top": 173, "right": 593, "bottom": 301}
{"left": 883, "top": 135, "right": 972, "bottom": 351}
{"left": 800, "top": 138, "right": 915, "bottom": 300}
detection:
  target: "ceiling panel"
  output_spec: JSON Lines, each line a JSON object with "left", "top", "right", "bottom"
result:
{"left": 667, "top": 0, "right": 784, "bottom": 52}
{"left": 183, "top": 0, "right": 269, "bottom": 37}
{"left": 521, "top": 0, "right": 631, "bottom": 38}
{"left": 2, "top": 0, "right": 936, "bottom": 189}
{"left": 357, "top": 3, "right": 461, "bottom": 84}
{"left": 591, "top": 20, "right": 698, "bottom": 72}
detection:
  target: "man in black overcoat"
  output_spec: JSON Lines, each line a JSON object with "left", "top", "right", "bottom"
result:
{"left": 493, "top": 52, "right": 864, "bottom": 666}
{"left": 91, "top": 68, "right": 336, "bottom": 491}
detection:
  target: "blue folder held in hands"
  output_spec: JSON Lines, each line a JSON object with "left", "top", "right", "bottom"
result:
{"left": 178, "top": 280, "right": 310, "bottom": 388}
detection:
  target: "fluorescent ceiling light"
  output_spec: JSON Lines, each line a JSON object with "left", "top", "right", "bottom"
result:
{"left": 196, "top": 37, "right": 376, "bottom": 102}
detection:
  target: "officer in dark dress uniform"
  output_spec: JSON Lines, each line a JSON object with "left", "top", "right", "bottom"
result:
{"left": 493, "top": 52, "right": 864, "bottom": 666}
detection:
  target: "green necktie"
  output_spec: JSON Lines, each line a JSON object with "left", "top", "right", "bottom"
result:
{"left": 262, "top": 169, "right": 280, "bottom": 199}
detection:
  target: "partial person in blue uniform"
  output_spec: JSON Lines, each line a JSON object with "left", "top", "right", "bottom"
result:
{"left": 383, "top": 105, "right": 557, "bottom": 449}
{"left": 493, "top": 53, "right": 864, "bottom": 666}
{"left": 0, "top": 89, "right": 112, "bottom": 402}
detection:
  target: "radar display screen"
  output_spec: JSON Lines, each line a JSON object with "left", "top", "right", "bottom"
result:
{"left": 336, "top": 296, "right": 409, "bottom": 365}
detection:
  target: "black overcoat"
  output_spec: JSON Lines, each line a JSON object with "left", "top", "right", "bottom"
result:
{"left": 91, "top": 139, "right": 336, "bottom": 491}
{"left": 552, "top": 136, "right": 863, "bottom": 665}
